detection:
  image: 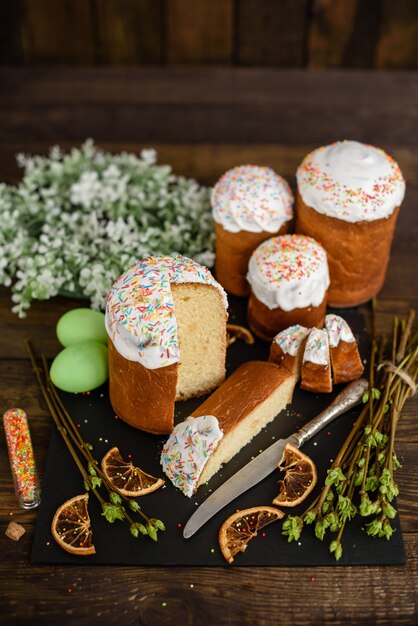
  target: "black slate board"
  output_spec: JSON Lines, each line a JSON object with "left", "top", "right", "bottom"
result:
{"left": 31, "top": 299, "right": 405, "bottom": 567}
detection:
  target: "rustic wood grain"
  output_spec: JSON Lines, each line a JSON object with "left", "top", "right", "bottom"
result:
{"left": 375, "top": 0, "right": 418, "bottom": 69}
{"left": 92, "top": 0, "right": 163, "bottom": 65}
{"left": 20, "top": 0, "right": 95, "bottom": 65}
{"left": 166, "top": 0, "right": 233, "bottom": 65}
{"left": 0, "top": 68, "right": 417, "bottom": 626}
{"left": 236, "top": 0, "right": 309, "bottom": 67}
{"left": 0, "top": 68, "right": 417, "bottom": 146}
{"left": 308, "top": 0, "right": 381, "bottom": 68}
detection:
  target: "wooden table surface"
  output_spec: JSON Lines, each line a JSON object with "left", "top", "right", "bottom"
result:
{"left": 0, "top": 68, "right": 417, "bottom": 626}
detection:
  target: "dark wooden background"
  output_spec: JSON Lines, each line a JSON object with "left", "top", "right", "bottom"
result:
{"left": 1, "top": 0, "right": 418, "bottom": 69}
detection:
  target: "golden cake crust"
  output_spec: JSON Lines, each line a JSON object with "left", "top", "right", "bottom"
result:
{"left": 295, "top": 193, "right": 400, "bottom": 307}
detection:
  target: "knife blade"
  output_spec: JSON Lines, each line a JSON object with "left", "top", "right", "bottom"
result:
{"left": 183, "top": 377, "right": 368, "bottom": 539}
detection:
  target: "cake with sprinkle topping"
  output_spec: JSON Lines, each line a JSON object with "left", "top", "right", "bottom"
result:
{"left": 246, "top": 234, "right": 330, "bottom": 341}
{"left": 211, "top": 165, "right": 294, "bottom": 296}
{"left": 105, "top": 255, "right": 228, "bottom": 434}
{"left": 161, "top": 361, "right": 295, "bottom": 496}
{"left": 268, "top": 324, "right": 310, "bottom": 378}
{"left": 296, "top": 140, "right": 405, "bottom": 307}
{"left": 300, "top": 328, "right": 332, "bottom": 393}
{"left": 325, "top": 314, "right": 364, "bottom": 384}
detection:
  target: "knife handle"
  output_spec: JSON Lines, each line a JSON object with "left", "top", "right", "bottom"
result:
{"left": 290, "top": 378, "right": 369, "bottom": 449}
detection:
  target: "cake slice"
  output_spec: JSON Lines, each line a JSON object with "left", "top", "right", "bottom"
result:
{"left": 300, "top": 328, "right": 332, "bottom": 393}
{"left": 161, "top": 361, "right": 295, "bottom": 496}
{"left": 269, "top": 324, "right": 310, "bottom": 378}
{"left": 325, "top": 314, "right": 364, "bottom": 384}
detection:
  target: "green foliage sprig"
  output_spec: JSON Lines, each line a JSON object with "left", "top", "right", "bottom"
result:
{"left": 0, "top": 141, "right": 214, "bottom": 316}
{"left": 282, "top": 308, "right": 417, "bottom": 561}
{"left": 26, "top": 340, "right": 165, "bottom": 543}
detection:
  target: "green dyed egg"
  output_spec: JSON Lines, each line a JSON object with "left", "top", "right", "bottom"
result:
{"left": 57, "top": 308, "right": 107, "bottom": 347}
{"left": 50, "top": 340, "right": 108, "bottom": 393}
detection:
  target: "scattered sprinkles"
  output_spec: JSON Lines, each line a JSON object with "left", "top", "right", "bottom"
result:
{"left": 273, "top": 324, "right": 310, "bottom": 355}
{"left": 247, "top": 235, "right": 330, "bottom": 312}
{"left": 105, "top": 255, "right": 227, "bottom": 370}
{"left": 297, "top": 141, "right": 405, "bottom": 223}
{"left": 3, "top": 409, "right": 40, "bottom": 509}
{"left": 211, "top": 165, "right": 294, "bottom": 234}
{"left": 161, "top": 415, "right": 223, "bottom": 497}
{"left": 325, "top": 314, "right": 355, "bottom": 347}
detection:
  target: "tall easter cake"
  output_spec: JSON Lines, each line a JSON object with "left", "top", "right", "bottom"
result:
{"left": 105, "top": 255, "right": 228, "bottom": 434}
{"left": 296, "top": 141, "right": 406, "bottom": 307}
{"left": 246, "top": 234, "right": 330, "bottom": 341}
{"left": 212, "top": 165, "right": 294, "bottom": 296}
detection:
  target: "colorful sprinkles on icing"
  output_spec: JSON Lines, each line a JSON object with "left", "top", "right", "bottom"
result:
{"left": 211, "top": 165, "right": 294, "bottom": 233}
{"left": 252, "top": 235, "right": 327, "bottom": 284}
{"left": 105, "top": 255, "right": 227, "bottom": 369}
{"left": 303, "top": 328, "right": 329, "bottom": 366}
{"left": 161, "top": 415, "right": 223, "bottom": 497}
{"left": 325, "top": 314, "right": 355, "bottom": 347}
{"left": 274, "top": 325, "right": 310, "bottom": 356}
{"left": 297, "top": 141, "right": 405, "bottom": 222}
{"left": 3, "top": 408, "right": 40, "bottom": 508}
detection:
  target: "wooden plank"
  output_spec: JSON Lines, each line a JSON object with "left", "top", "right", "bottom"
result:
{"left": 376, "top": 0, "right": 418, "bottom": 69}
{"left": 236, "top": 0, "right": 309, "bottom": 67}
{"left": 0, "top": 68, "right": 417, "bottom": 146}
{"left": 0, "top": 0, "right": 24, "bottom": 65}
{"left": 308, "top": 0, "right": 381, "bottom": 68}
{"left": 21, "top": 0, "right": 95, "bottom": 64}
{"left": 166, "top": 0, "right": 233, "bottom": 64}
{"left": 0, "top": 142, "right": 417, "bottom": 186}
{"left": 93, "top": 0, "right": 163, "bottom": 65}
{"left": 0, "top": 531, "right": 416, "bottom": 625}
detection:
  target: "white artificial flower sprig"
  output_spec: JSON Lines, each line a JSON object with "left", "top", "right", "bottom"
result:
{"left": 0, "top": 141, "right": 214, "bottom": 316}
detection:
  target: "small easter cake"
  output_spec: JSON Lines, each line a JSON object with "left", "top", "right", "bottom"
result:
{"left": 268, "top": 324, "right": 310, "bottom": 378}
{"left": 325, "top": 314, "right": 364, "bottom": 384}
{"left": 161, "top": 361, "right": 295, "bottom": 496}
{"left": 247, "top": 234, "right": 330, "bottom": 342}
{"left": 300, "top": 328, "right": 332, "bottom": 393}
{"left": 212, "top": 165, "right": 294, "bottom": 296}
{"left": 105, "top": 255, "right": 228, "bottom": 435}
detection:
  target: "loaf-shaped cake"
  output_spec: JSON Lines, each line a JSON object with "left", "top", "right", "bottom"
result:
{"left": 212, "top": 165, "right": 294, "bottom": 297}
{"left": 296, "top": 141, "right": 405, "bottom": 307}
{"left": 105, "top": 255, "right": 228, "bottom": 434}
{"left": 325, "top": 314, "right": 364, "bottom": 384}
{"left": 268, "top": 325, "right": 310, "bottom": 378}
{"left": 247, "top": 234, "right": 330, "bottom": 341}
{"left": 161, "top": 361, "right": 295, "bottom": 496}
{"left": 300, "top": 328, "right": 332, "bottom": 393}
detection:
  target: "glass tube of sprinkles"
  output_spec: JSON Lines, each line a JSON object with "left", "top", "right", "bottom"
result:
{"left": 3, "top": 408, "right": 41, "bottom": 509}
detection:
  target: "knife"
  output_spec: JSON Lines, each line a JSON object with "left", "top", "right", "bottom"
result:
{"left": 183, "top": 377, "right": 368, "bottom": 539}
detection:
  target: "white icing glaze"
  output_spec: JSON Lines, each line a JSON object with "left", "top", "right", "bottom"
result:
{"left": 160, "top": 415, "right": 223, "bottom": 497}
{"left": 303, "top": 328, "right": 329, "bottom": 366}
{"left": 247, "top": 234, "right": 330, "bottom": 312}
{"left": 105, "top": 255, "right": 228, "bottom": 370}
{"left": 296, "top": 141, "right": 405, "bottom": 223}
{"left": 325, "top": 314, "right": 355, "bottom": 348}
{"left": 211, "top": 165, "right": 294, "bottom": 234}
{"left": 273, "top": 325, "right": 309, "bottom": 356}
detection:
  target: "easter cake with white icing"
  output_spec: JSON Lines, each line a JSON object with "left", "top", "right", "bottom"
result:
{"left": 212, "top": 165, "right": 294, "bottom": 297}
{"left": 246, "top": 234, "right": 330, "bottom": 342}
{"left": 325, "top": 314, "right": 364, "bottom": 384}
{"left": 296, "top": 140, "right": 406, "bottom": 307}
{"left": 105, "top": 255, "right": 228, "bottom": 434}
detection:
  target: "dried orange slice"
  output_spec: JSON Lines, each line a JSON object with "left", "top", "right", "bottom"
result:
{"left": 219, "top": 506, "right": 284, "bottom": 564}
{"left": 227, "top": 324, "right": 255, "bottom": 347}
{"left": 272, "top": 443, "right": 317, "bottom": 507}
{"left": 51, "top": 493, "right": 95, "bottom": 555}
{"left": 101, "top": 447, "right": 165, "bottom": 497}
